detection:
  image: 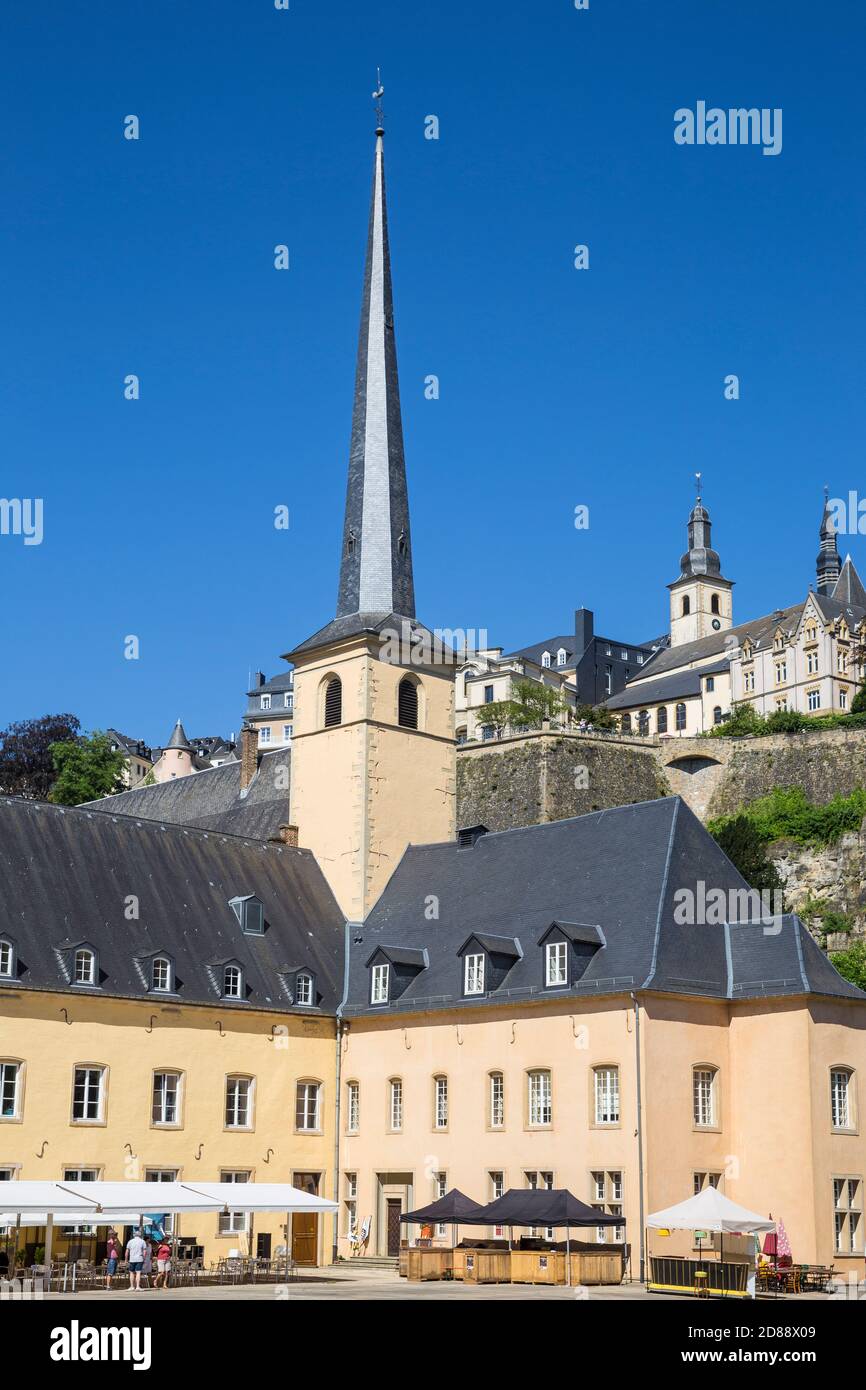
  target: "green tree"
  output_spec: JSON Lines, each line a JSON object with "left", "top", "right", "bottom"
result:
{"left": 472, "top": 700, "right": 512, "bottom": 737}
{"left": 509, "top": 680, "right": 567, "bottom": 728}
{"left": 829, "top": 940, "right": 866, "bottom": 992}
{"left": 48, "top": 731, "right": 126, "bottom": 806}
{"left": 0, "top": 713, "right": 81, "bottom": 798}
{"left": 710, "top": 814, "right": 786, "bottom": 902}
{"left": 851, "top": 682, "right": 866, "bottom": 715}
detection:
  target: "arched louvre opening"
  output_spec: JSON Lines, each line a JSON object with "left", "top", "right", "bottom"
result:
{"left": 398, "top": 678, "right": 418, "bottom": 729}
{"left": 324, "top": 677, "right": 342, "bottom": 728}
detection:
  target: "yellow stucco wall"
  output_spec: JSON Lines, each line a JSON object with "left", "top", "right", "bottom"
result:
{"left": 0, "top": 989, "right": 336, "bottom": 1264}
{"left": 290, "top": 636, "right": 456, "bottom": 919}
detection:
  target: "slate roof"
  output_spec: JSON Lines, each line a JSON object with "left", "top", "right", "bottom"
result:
{"left": 833, "top": 556, "right": 866, "bottom": 610}
{"left": 635, "top": 603, "right": 806, "bottom": 680}
{"left": 342, "top": 797, "right": 865, "bottom": 1015}
{"left": 604, "top": 656, "right": 730, "bottom": 709}
{"left": 247, "top": 670, "right": 294, "bottom": 697}
{"left": 85, "top": 748, "right": 291, "bottom": 840}
{"left": 287, "top": 612, "right": 457, "bottom": 665}
{"left": 0, "top": 797, "right": 343, "bottom": 1013}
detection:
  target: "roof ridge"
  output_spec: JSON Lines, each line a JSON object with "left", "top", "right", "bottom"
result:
{"left": 0, "top": 795, "right": 297, "bottom": 851}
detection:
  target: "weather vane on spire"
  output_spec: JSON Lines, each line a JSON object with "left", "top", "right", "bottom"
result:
{"left": 695, "top": 470, "right": 702, "bottom": 502}
{"left": 372, "top": 68, "right": 385, "bottom": 131}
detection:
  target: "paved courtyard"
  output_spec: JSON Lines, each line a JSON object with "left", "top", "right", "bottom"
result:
{"left": 42, "top": 1262, "right": 835, "bottom": 1302}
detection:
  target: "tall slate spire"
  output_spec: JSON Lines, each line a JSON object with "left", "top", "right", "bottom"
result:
{"left": 816, "top": 488, "right": 842, "bottom": 596}
{"left": 678, "top": 475, "right": 727, "bottom": 580}
{"left": 336, "top": 125, "right": 415, "bottom": 620}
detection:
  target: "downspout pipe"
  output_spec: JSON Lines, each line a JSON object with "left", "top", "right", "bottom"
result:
{"left": 331, "top": 918, "right": 354, "bottom": 1264}
{"left": 630, "top": 992, "right": 646, "bottom": 1284}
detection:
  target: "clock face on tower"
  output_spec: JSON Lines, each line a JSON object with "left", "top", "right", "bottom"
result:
{"left": 711, "top": 619, "right": 721, "bottom": 630}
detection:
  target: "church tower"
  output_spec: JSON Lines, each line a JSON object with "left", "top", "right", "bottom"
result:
{"left": 816, "top": 489, "right": 842, "bottom": 596}
{"left": 668, "top": 478, "right": 734, "bottom": 646}
{"left": 285, "top": 119, "right": 456, "bottom": 921}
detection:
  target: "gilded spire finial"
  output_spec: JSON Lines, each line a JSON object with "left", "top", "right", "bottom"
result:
{"left": 695, "top": 470, "right": 702, "bottom": 503}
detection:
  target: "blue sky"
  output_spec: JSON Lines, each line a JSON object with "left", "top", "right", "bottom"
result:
{"left": 1, "top": 1, "right": 864, "bottom": 743}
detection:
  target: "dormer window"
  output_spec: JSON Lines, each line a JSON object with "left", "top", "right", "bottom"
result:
{"left": 464, "top": 952, "right": 485, "bottom": 996}
{"left": 74, "top": 948, "right": 96, "bottom": 986}
{"left": 229, "top": 896, "right": 264, "bottom": 936}
{"left": 545, "top": 941, "right": 568, "bottom": 987}
{"left": 371, "top": 963, "right": 390, "bottom": 1004}
{"left": 0, "top": 938, "right": 14, "bottom": 979}
{"left": 541, "top": 651, "right": 551, "bottom": 668}
{"left": 261, "top": 693, "right": 271, "bottom": 710}
{"left": 151, "top": 956, "right": 172, "bottom": 993}
{"left": 223, "top": 964, "right": 243, "bottom": 999}
{"left": 296, "top": 971, "right": 313, "bottom": 1007}
{"left": 556, "top": 648, "right": 567, "bottom": 667}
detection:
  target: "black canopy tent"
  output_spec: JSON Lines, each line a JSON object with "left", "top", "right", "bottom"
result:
{"left": 399, "top": 1188, "right": 490, "bottom": 1255}
{"left": 455, "top": 1188, "right": 622, "bottom": 1286}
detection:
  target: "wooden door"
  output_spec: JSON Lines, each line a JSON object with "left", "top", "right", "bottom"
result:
{"left": 386, "top": 1199, "right": 402, "bottom": 1257}
{"left": 292, "top": 1172, "right": 320, "bottom": 1266}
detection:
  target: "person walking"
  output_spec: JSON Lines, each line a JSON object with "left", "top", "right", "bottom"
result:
{"left": 155, "top": 1238, "right": 171, "bottom": 1290}
{"left": 105, "top": 1229, "right": 121, "bottom": 1289}
{"left": 125, "top": 1230, "right": 146, "bottom": 1291}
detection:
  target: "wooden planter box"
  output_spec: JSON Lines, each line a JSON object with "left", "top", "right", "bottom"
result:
{"left": 577, "top": 1250, "right": 624, "bottom": 1285}
{"left": 398, "top": 1248, "right": 409, "bottom": 1278}
{"left": 406, "top": 1247, "right": 453, "bottom": 1282}
{"left": 463, "top": 1249, "right": 511, "bottom": 1284}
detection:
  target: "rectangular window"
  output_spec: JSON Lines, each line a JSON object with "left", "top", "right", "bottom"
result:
{"left": 284, "top": 693, "right": 293, "bottom": 709}
{"left": 218, "top": 1170, "right": 250, "bottom": 1234}
{"left": 371, "top": 963, "right": 390, "bottom": 1004}
{"left": 594, "top": 1066, "right": 620, "bottom": 1125}
{"left": 484, "top": 685, "right": 494, "bottom": 704}
{"left": 831, "top": 1070, "right": 852, "bottom": 1130}
{"left": 706, "top": 676, "right": 714, "bottom": 691}
{"left": 545, "top": 940, "right": 568, "bottom": 986}
{"left": 434, "top": 1076, "right": 448, "bottom": 1129}
{"left": 347, "top": 1080, "right": 360, "bottom": 1132}
{"left": 489, "top": 1072, "right": 504, "bottom": 1129}
{"left": 0, "top": 1062, "right": 21, "bottom": 1119}
{"left": 808, "top": 689, "right": 821, "bottom": 711}
{"left": 526, "top": 1170, "right": 554, "bottom": 1238}
{"left": 489, "top": 1169, "right": 505, "bottom": 1236}
{"left": 62, "top": 1166, "right": 99, "bottom": 1235}
{"left": 296, "top": 1082, "right": 321, "bottom": 1131}
{"left": 258, "top": 726, "right": 271, "bottom": 744}
{"left": 435, "top": 1171, "right": 447, "bottom": 1236}
{"left": 345, "top": 1171, "right": 358, "bottom": 1238}
{"left": 295, "top": 973, "right": 313, "bottom": 1006}
{"left": 72, "top": 1066, "right": 104, "bottom": 1122}
{"left": 389, "top": 1079, "right": 403, "bottom": 1131}
{"left": 283, "top": 724, "right": 292, "bottom": 740}
{"left": 605, "top": 666, "right": 612, "bottom": 694}
{"left": 743, "top": 669, "right": 755, "bottom": 692}
{"left": 152, "top": 1071, "right": 180, "bottom": 1126}
{"left": 144, "top": 1168, "right": 179, "bottom": 1232}
{"left": 694, "top": 1171, "right": 723, "bottom": 1194}
{"left": 260, "top": 694, "right": 271, "bottom": 709}
{"left": 840, "top": 688, "right": 849, "bottom": 710}
{"left": 775, "top": 662, "right": 786, "bottom": 684}
{"left": 0, "top": 941, "right": 12, "bottom": 977}
{"left": 464, "top": 952, "right": 485, "bottom": 995}
{"left": 833, "top": 1177, "right": 863, "bottom": 1254}
{"left": 528, "top": 1070, "right": 552, "bottom": 1126}
{"left": 225, "top": 1076, "right": 252, "bottom": 1129}
{"left": 590, "top": 1171, "right": 625, "bottom": 1243}
{"left": 693, "top": 1068, "right": 716, "bottom": 1127}
{"left": 808, "top": 650, "right": 819, "bottom": 674}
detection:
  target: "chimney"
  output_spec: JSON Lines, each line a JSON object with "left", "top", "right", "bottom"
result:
{"left": 574, "top": 607, "right": 594, "bottom": 652}
{"left": 254, "top": 671, "right": 266, "bottom": 689}
{"left": 240, "top": 724, "right": 259, "bottom": 791}
{"left": 275, "top": 823, "right": 299, "bottom": 847}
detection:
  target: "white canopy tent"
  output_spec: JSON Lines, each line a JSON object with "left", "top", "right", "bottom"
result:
{"left": 646, "top": 1187, "right": 775, "bottom": 1300}
{"left": 0, "top": 1180, "right": 337, "bottom": 1277}
{"left": 647, "top": 1186, "right": 775, "bottom": 1234}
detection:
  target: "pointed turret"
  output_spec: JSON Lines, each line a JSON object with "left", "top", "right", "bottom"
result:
{"left": 165, "top": 718, "right": 192, "bottom": 751}
{"left": 832, "top": 554, "right": 866, "bottom": 609}
{"left": 817, "top": 489, "right": 842, "bottom": 596}
{"left": 336, "top": 125, "right": 414, "bottom": 622}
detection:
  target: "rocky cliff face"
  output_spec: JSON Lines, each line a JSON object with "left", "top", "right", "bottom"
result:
{"left": 769, "top": 826, "right": 866, "bottom": 946}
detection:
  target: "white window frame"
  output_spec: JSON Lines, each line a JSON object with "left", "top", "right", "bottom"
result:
{"left": 225, "top": 1075, "right": 254, "bottom": 1130}
{"left": 0, "top": 1061, "right": 21, "bottom": 1120}
{"left": 545, "top": 940, "right": 568, "bottom": 987}
{"left": 296, "top": 1081, "right": 321, "bottom": 1132}
{"left": 0, "top": 939, "right": 13, "bottom": 979}
{"left": 831, "top": 1068, "right": 854, "bottom": 1131}
{"left": 72, "top": 1065, "right": 105, "bottom": 1123}
{"left": 219, "top": 1170, "right": 250, "bottom": 1234}
{"left": 258, "top": 725, "right": 271, "bottom": 744}
{"left": 389, "top": 1078, "right": 403, "bottom": 1131}
{"left": 261, "top": 693, "right": 271, "bottom": 709}
{"left": 489, "top": 1072, "right": 504, "bottom": 1129}
{"left": 833, "top": 1176, "right": 863, "bottom": 1254}
{"left": 693, "top": 1067, "right": 717, "bottom": 1128}
{"left": 73, "top": 948, "right": 96, "bottom": 986}
{"left": 464, "top": 952, "right": 485, "bottom": 996}
{"left": 152, "top": 1070, "right": 182, "bottom": 1126}
{"left": 594, "top": 1066, "right": 620, "bottom": 1126}
{"left": 528, "top": 1069, "right": 552, "bottom": 1127}
{"left": 371, "top": 962, "right": 390, "bottom": 1004}
{"left": 151, "top": 956, "right": 172, "bottom": 993}
{"left": 295, "top": 972, "right": 313, "bottom": 1006}
{"left": 223, "top": 964, "right": 243, "bottom": 999}
{"left": 434, "top": 1075, "right": 448, "bottom": 1130}
{"left": 346, "top": 1080, "right": 360, "bottom": 1133}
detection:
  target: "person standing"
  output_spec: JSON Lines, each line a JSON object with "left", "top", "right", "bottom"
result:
{"left": 155, "top": 1238, "right": 171, "bottom": 1289}
{"left": 141, "top": 1239, "right": 153, "bottom": 1288}
{"left": 105, "top": 1229, "right": 121, "bottom": 1289}
{"left": 125, "top": 1230, "right": 146, "bottom": 1291}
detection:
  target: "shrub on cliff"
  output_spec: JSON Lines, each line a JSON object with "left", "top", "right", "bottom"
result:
{"left": 709, "top": 785, "right": 866, "bottom": 847}
{"left": 710, "top": 814, "right": 785, "bottom": 901}
{"left": 830, "top": 940, "right": 866, "bottom": 992}
{"left": 851, "top": 682, "right": 866, "bottom": 715}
